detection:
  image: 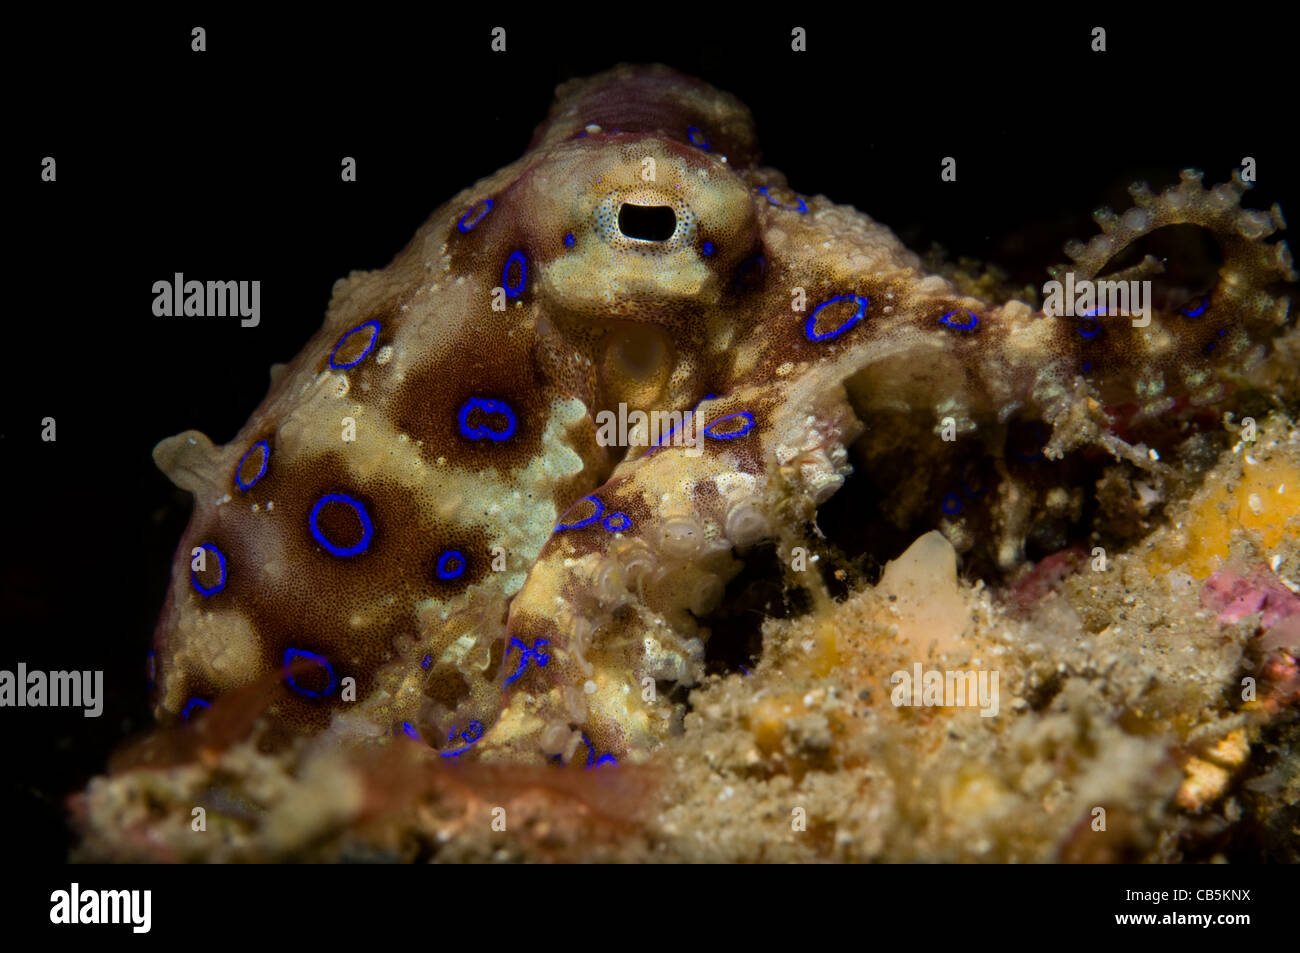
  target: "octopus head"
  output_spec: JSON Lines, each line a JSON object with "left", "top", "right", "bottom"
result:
{"left": 511, "top": 64, "right": 762, "bottom": 321}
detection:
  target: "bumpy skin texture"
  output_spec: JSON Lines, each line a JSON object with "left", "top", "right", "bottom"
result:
{"left": 152, "top": 64, "right": 1295, "bottom": 764}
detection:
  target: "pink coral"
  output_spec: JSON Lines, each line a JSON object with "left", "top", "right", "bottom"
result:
{"left": 1200, "top": 567, "right": 1300, "bottom": 630}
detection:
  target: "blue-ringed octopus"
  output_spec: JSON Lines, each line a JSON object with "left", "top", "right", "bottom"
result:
{"left": 149, "top": 64, "right": 1296, "bottom": 766}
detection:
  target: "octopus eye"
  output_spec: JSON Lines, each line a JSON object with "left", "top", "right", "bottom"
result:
{"left": 618, "top": 202, "right": 677, "bottom": 242}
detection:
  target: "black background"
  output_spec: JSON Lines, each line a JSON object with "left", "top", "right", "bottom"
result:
{"left": 6, "top": 8, "right": 1297, "bottom": 879}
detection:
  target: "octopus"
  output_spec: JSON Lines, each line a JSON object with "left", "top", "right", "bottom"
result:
{"left": 148, "top": 63, "right": 1296, "bottom": 770}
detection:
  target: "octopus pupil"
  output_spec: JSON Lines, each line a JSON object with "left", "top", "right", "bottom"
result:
{"left": 618, "top": 203, "right": 676, "bottom": 241}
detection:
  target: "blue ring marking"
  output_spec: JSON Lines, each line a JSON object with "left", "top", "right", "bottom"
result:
{"left": 191, "top": 543, "right": 228, "bottom": 597}
{"left": 504, "top": 639, "right": 529, "bottom": 686}
{"left": 701, "top": 241, "right": 715, "bottom": 256}
{"left": 1077, "top": 317, "right": 1102, "bottom": 340}
{"left": 602, "top": 512, "right": 632, "bottom": 532}
{"left": 503, "top": 637, "right": 550, "bottom": 686}
{"left": 456, "top": 198, "right": 493, "bottom": 233}
{"left": 805, "top": 294, "right": 869, "bottom": 342}
{"left": 439, "top": 720, "right": 486, "bottom": 758}
{"left": 283, "top": 647, "right": 338, "bottom": 698}
{"left": 704, "top": 411, "right": 756, "bottom": 440}
{"left": 579, "top": 733, "right": 617, "bottom": 769}
{"left": 503, "top": 250, "right": 527, "bottom": 298}
{"left": 181, "top": 698, "right": 210, "bottom": 721}
{"left": 235, "top": 440, "right": 270, "bottom": 491}
{"left": 939, "top": 308, "right": 979, "bottom": 331}
{"left": 1082, "top": 360, "right": 1093, "bottom": 373}
{"left": 309, "top": 492, "right": 374, "bottom": 557}
{"left": 758, "top": 185, "right": 808, "bottom": 213}
{"left": 686, "top": 125, "right": 710, "bottom": 150}
{"left": 401, "top": 721, "right": 420, "bottom": 740}
{"left": 436, "top": 549, "right": 466, "bottom": 580}
{"left": 456, "top": 397, "right": 517, "bottom": 442}
{"left": 942, "top": 492, "right": 964, "bottom": 516}
{"left": 556, "top": 495, "right": 604, "bottom": 530}
{"left": 328, "top": 320, "right": 381, "bottom": 369}
{"left": 420, "top": 654, "right": 432, "bottom": 670}
{"left": 564, "top": 232, "right": 576, "bottom": 248}
{"left": 639, "top": 391, "right": 715, "bottom": 457}
{"left": 1182, "top": 296, "right": 1209, "bottom": 317}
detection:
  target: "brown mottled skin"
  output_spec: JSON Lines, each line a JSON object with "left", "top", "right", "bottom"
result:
{"left": 150, "top": 65, "right": 1295, "bottom": 763}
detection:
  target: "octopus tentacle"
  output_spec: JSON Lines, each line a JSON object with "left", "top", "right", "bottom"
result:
{"left": 1047, "top": 169, "right": 1294, "bottom": 413}
{"left": 501, "top": 162, "right": 1300, "bottom": 758}
{"left": 501, "top": 377, "right": 864, "bottom": 762}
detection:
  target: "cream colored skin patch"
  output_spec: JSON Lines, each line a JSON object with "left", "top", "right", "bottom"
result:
{"left": 150, "top": 64, "right": 1295, "bottom": 765}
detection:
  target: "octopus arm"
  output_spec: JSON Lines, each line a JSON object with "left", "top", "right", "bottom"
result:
{"left": 500, "top": 351, "right": 874, "bottom": 761}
